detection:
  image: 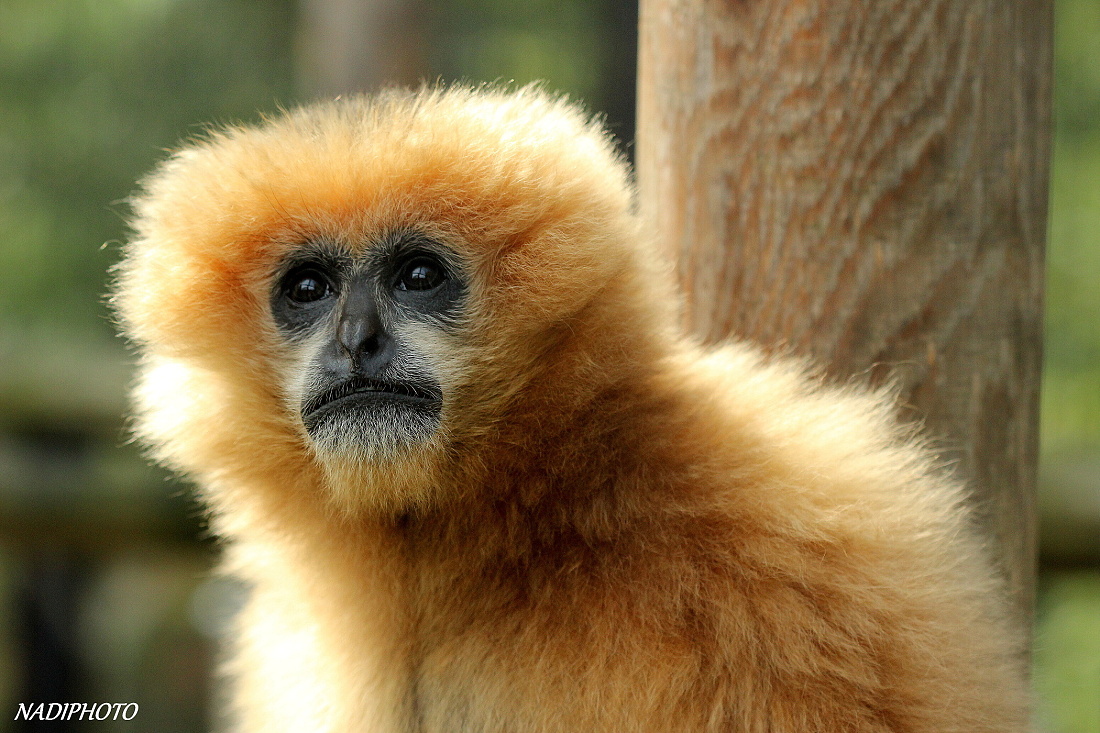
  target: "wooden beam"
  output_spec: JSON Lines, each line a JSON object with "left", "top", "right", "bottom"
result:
{"left": 637, "top": 0, "right": 1050, "bottom": 632}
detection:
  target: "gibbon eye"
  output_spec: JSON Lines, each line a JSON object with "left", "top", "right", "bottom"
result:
{"left": 285, "top": 269, "right": 333, "bottom": 303}
{"left": 396, "top": 256, "right": 447, "bottom": 291}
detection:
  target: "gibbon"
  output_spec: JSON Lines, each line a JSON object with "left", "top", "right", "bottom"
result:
{"left": 114, "top": 86, "right": 1028, "bottom": 732}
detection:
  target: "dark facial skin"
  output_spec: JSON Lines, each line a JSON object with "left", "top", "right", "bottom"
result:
{"left": 270, "top": 232, "right": 465, "bottom": 448}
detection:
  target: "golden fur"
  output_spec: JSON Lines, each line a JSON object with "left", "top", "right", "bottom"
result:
{"left": 114, "top": 86, "right": 1028, "bottom": 732}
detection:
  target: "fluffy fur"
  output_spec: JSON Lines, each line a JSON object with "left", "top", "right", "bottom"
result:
{"left": 114, "top": 86, "right": 1028, "bottom": 732}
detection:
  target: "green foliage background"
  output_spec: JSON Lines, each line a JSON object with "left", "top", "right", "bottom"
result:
{"left": 1034, "top": 3, "right": 1100, "bottom": 731}
{"left": 0, "top": 0, "right": 296, "bottom": 338}
{"left": 1045, "top": 0, "right": 1100, "bottom": 456}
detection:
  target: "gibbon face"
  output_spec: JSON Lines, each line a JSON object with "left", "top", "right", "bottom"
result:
{"left": 271, "top": 230, "right": 465, "bottom": 461}
{"left": 115, "top": 86, "right": 667, "bottom": 511}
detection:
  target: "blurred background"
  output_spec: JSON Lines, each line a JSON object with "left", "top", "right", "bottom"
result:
{"left": 0, "top": 0, "right": 1094, "bottom": 731}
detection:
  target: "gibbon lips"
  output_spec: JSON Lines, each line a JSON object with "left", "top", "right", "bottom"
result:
{"left": 301, "top": 377, "right": 442, "bottom": 424}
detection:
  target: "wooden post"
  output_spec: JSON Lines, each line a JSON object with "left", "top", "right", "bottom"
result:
{"left": 297, "top": 0, "right": 428, "bottom": 96}
{"left": 637, "top": 1, "right": 1050, "bottom": 632}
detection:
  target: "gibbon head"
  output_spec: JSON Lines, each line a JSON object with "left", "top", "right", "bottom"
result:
{"left": 115, "top": 86, "right": 676, "bottom": 513}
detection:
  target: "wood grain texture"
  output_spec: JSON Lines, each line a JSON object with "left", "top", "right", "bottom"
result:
{"left": 637, "top": 0, "right": 1050, "bottom": 628}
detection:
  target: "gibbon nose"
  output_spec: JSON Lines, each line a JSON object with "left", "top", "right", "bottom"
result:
{"left": 336, "top": 285, "right": 384, "bottom": 362}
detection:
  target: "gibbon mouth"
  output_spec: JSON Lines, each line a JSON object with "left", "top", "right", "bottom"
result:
{"left": 301, "top": 376, "right": 443, "bottom": 423}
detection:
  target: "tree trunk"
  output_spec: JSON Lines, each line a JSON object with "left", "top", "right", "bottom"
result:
{"left": 637, "top": 0, "right": 1050, "bottom": 634}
